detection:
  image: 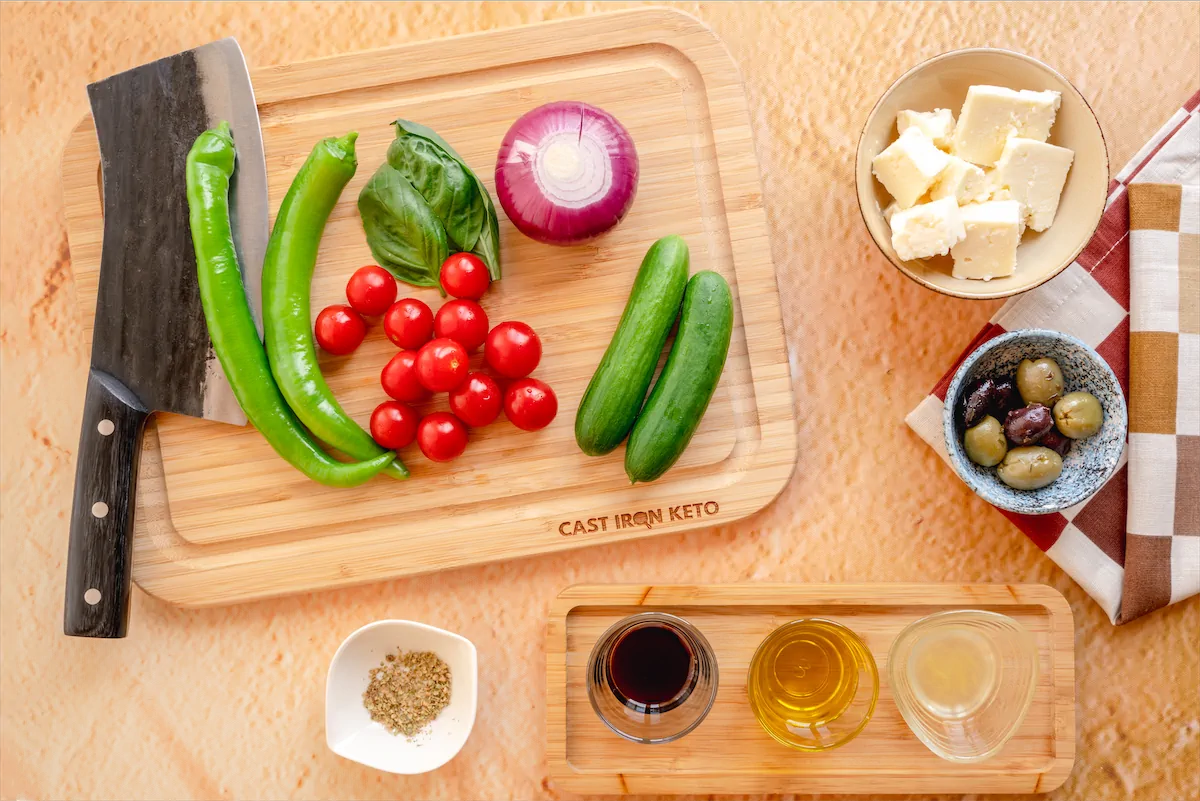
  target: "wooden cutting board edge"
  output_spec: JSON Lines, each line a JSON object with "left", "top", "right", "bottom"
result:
{"left": 60, "top": 8, "right": 800, "bottom": 607}
{"left": 545, "top": 583, "right": 1076, "bottom": 795}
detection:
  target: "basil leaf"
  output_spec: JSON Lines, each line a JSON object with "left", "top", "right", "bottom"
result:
{"left": 472, "top": 189, "right": 502, "bottom": 282}
{"left": 357, "top": 163, "right": 448, "bottom": 288}
{"left": 393, "top": 119, "right": 502, "bottom": 281}
{"left": 393, "top": 119, "right": 468, "bottom": 162}
{"left": 387, "top": 133, "right": 484, "bottom": 252}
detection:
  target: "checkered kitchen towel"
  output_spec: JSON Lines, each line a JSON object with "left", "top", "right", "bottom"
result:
{"left": 906, "top": 91, "right": 1200, "bottom": 624}
{"left": 1124, "top": 182, "right": 1200, "bottom": 620}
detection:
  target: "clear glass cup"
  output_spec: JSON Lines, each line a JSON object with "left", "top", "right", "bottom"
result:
{"left": 746, "top": 618, "right": 879, "bottom": 751}
{"left": 888, "top": 610, "right": 1039, "bottom": 763}
{"left": 585, "top": 612, "right": 719, "bottom": 744}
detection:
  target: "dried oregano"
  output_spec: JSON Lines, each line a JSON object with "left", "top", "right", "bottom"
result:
{"left": 363, "top": 649, "right": 452, "bottom": 738}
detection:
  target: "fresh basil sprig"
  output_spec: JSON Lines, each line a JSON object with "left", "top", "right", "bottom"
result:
{"left": 358, "top": 121, "right": 502, "bottom": 288}
{"left": 387, "top": 133, "right": 484, "bottom": 253}
{"left": 358, "top": 163, "right": 449, "bottom": 289}
{"left": 392, "top": 120, "right": 502, "bottom": 281}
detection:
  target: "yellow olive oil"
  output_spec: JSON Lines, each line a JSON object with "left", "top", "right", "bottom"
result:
{"left": 747, "top": 619, "right": 878, "bottom": 751}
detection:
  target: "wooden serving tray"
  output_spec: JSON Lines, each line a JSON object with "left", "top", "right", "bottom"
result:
{"left": 546, "top": 584, "right": 1075, "bottom": 795}
{"left": 60, "top": 9, "right": 796, "bottom": 606}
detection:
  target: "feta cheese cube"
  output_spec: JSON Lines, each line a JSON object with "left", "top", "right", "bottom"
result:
{"left": 990, "top": 136, "right": 1075, "bottom": 231}
{"left": 929, "top": 155, "right": 989, "bottom": 204}
{"left": 889, "top": 197, "right": 965, "bottom": 261}
{"left": 987, "top": 186, "right": 1029, "bottom": 236}
{"left": 872, "top": 128, "right": 951, "bottom": 209}
{"left": 951, "top": 200, "right": 1023, "bottom": 280}
{"left": 897, "top": 108, "right": 956, "bottom": 149}
{"left": 951, "top": 86, "right": 1062, "bottom": 166}
{"left": 882, "top": 201, "right": 900, "bottom": 224}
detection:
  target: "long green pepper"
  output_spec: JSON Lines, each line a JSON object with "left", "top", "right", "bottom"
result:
{"left": 262, "top": 132, "right": 408, "bottom": 480}
{"left": 186, "top": 123, "right": 395, "bottom": 487}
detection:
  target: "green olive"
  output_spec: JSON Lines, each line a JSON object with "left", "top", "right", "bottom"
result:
{"left": 1016, "top": 357, "right": 1064, "bottom": 405}
{"left": 964, "top": 415, "right": 1007, "bottom": 467}
{"left": 997, "top": 446, "right": 1063, "bottom": 490}
{"left": 1053, "top": 391, "right": 1104, "bottom": 439}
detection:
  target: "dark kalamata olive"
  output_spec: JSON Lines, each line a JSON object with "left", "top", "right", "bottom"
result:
{"left": 992, "top": 377, "right": 1020, "bottom": 413}
{"left": 1039, "top": 427, "right": 1072, "bottom": 457}
{"left": 962, "top": 378, "right": 997, "bottom": 428}
{"left": 1004, "top": 403, "right": 1054, "bottom": 446}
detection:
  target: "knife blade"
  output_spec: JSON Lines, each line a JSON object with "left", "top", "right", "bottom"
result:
{"left": 64, "top": 38, "right": 268, "bottom": 638}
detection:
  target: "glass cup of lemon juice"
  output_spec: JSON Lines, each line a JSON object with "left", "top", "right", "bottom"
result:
{"left": 888, "top": 610, "right": 1039, "bottom": 763}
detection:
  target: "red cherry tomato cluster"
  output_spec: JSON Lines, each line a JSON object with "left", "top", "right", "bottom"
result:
{"left": 318, "top": 256, "right": 558, "bottom": 468}
{"left": 314, "top": 265, "right": 396, "bottom": 354}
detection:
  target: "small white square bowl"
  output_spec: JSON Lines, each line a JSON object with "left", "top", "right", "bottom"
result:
{"left": 325, "top": 620, "right": 478, "bottom": 774}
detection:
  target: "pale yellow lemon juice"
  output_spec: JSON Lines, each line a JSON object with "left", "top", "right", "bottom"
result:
{"left": 889, "top": 610, "right": 1039, "bottom": 762}
{"left": 906, "top": 623, "right": 999, "bottom": 718}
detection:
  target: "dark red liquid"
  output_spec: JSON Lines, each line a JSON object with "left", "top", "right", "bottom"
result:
{"left": 608, "top": 623, "right": 695, "bottom": 707}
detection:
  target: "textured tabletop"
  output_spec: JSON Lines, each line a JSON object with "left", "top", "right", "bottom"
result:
{"left": 1, "top": 3, "right": 1197, "bottom": 800}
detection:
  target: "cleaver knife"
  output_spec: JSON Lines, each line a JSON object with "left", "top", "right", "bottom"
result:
{"left": 65, "top": 39, "right": 268, "bottom": 637}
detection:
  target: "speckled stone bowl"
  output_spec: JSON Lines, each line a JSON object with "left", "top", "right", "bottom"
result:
{"left": 943, "top": 329, "right": 1127, "bottom": 515}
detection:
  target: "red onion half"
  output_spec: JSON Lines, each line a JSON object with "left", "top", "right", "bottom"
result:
{"left": 495, "top": 101, "right": 638, "bottom": 245}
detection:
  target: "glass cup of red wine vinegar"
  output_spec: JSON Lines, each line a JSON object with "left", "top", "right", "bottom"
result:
{"left": 586, "top": 612, "right": 719, "bottom": 744}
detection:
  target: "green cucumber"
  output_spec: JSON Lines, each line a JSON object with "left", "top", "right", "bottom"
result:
{"left": 574, "top": 235, "right": 690, "bottom": 456}
{"left": 625, "top": 271, "right": 734, "bottom": 483}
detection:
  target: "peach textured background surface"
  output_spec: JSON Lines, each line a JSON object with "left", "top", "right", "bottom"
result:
{"left": 1, "top": 2, "right": 1198, "bottom": 799}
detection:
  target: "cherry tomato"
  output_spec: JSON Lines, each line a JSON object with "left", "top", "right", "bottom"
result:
{"left": 485, "top": 321, "right": 542, "bottom": 378}
{"left": 383, "top": 298, "right": 434, "bottom": 349}
{"left": 314, "top": 305, "right": 366, "bottom": 355}
{"left": 380, "top": 350, "right": 429, "bottom": 403}
{"left": 448, "top": 372, "right": 503, "bottom": 427}
{"left": 418, "top": 412, "right": 468, "bottom": 462}
{"left": 439, "top": 252, "right": 490, "bottom": 299}
{"left": 369, "top": 401, "right": 420, "bottom": 450}
{"left": 415, "top": 338, "right": 469, "bottom": 392}
{"left": 434, "top": 299, "right": 489, "bottom": 352}
{"left": 346, "top": 265, "right": 398, "bottom": 317}
{"left": 504, "top": 378, "right": 557, "bottom": 431}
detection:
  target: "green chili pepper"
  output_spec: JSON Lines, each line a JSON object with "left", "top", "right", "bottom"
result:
{"left": 262, "top": 131, "right": 408, "bottom": 480}
{"left": 186, "top": 123, "right": 395, "bottom": 487}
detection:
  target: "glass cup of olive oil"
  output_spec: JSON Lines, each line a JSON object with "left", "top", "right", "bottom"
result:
{"left": 586, "top": 612, "right": 719, "bottom": 744}
{"left": 888, "top": 610, "right": 1039, "bottom": 763}
{"left": 747, "top": 619, "right": 879, "bottom": 751}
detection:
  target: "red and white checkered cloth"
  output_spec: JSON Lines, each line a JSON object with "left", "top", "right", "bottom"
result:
{"left": 906, "top": 90, "right": 1200, "bottom": 624}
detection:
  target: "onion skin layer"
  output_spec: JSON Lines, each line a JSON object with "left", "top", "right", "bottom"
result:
{"left": 495, "top": 101, "right": 638, "bottom": 245}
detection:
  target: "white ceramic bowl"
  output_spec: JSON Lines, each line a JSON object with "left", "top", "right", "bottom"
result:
{"left": 326, "top": 620, "right": 478, "bottom": 774}
{"left": 856, "top": 48, "right": 1109, "bottom": 299}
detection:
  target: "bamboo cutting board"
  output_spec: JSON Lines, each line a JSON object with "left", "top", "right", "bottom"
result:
{"left": 59, "top": 9, "right": 796, "bottom": 607}
{"left": 546, "top": 584, "right": 1076, "bottom": 795}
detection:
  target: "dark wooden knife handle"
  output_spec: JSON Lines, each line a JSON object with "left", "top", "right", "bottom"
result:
{"left": 64, "top": 368, "right": 149, "bottom": 638}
